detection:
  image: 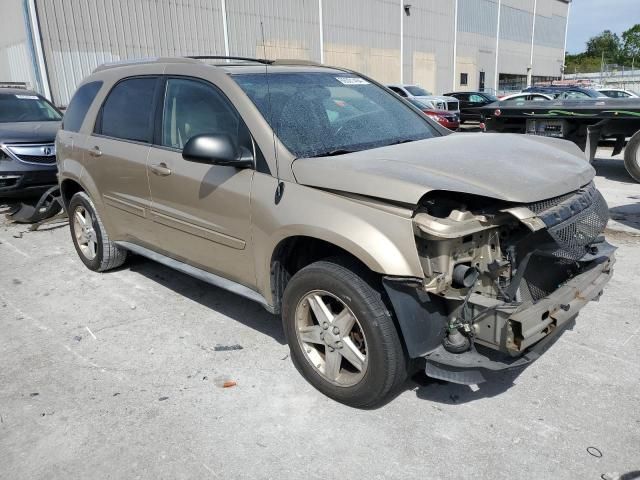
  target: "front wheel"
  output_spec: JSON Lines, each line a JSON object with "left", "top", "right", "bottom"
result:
{"left": 282, "top": 259, "right": 407, "bottom": 408}
{"left": 624, "top": 131, "right": 640, "bottom": 183}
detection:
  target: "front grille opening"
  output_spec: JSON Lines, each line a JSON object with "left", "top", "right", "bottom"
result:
{"left": 0, "top": 176, "right": 20, "bottom": 188}
{"left": 14, "top": 154, "right": 56, "bottom": 164}
{"left": 519, "top": 253, "right": 579, "bottom": 303}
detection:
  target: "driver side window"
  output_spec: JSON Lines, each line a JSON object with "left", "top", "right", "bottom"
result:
{"left": 161, "top": 78, "right": 241, "bottom": 150}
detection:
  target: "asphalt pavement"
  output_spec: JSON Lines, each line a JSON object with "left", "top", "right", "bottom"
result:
{"left": 1, "top": 149, "right": 638, "bottom": 479}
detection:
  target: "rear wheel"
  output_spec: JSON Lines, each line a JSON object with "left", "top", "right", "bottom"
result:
{"left": 624, "top": 131, "right": 640, "bottom": 183}
{"left": 68, "top": 192, "right": 127, "bottom": 271}
{"left": 282, "top": 259, "right": 407, "bottom": 408}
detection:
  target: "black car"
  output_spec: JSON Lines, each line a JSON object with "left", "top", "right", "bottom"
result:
{"left": 442, "top": 91, "right": 498, "bottom": 122}
{"left": 0, "top": 89, "right": 62, "bottom": 197}
{"left": 522, "top": 86, "right": 607, "bottom": 100}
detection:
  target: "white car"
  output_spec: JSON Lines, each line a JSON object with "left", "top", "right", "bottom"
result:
{"left": 386, "top": 84, "right": 460, "bottom": 113}
{"left": 498, "top": 92, "right": 554, "bottom": 102}
{"left": 597, "top": 88, "right": 639, "bottom": 99}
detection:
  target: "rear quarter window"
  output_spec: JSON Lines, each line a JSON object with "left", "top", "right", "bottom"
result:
{"left": 63, "top": 81, "right": 102, "bottom": 132}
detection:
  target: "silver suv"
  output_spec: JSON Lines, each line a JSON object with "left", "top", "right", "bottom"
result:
{"left": 56, "top": 57, "right": 615, "bottom": 407}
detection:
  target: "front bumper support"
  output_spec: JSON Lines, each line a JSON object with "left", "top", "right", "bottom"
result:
{"left": 422, "top": 247, "right": 615, "bottom": 385}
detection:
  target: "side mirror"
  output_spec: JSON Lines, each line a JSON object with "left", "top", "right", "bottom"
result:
{"left": 182, "top": 134, "right": 253, "bottom": 168}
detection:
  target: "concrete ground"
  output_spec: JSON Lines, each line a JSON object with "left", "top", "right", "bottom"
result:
{"left": 1, "top": 150, "right": 639, "bottom": 480}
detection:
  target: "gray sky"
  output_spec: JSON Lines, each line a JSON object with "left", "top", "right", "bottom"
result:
{"left": 565, "top": 0, "right": 639, "bottom": 53}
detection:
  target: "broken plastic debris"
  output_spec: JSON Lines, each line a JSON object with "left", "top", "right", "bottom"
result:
{"left": 214, "top": 375, "right": 237, "bottom": 388}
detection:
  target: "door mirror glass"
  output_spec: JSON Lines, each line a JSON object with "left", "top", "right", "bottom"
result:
{"left": 182, "top": 134, "right": 253, "bottom": 168}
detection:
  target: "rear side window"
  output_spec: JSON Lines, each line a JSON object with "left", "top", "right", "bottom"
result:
{"left": 97, "top": 77, "right": 157, "bottom": 142}
{"left": 63, "top": 81, "right": 102, "bottom": 132}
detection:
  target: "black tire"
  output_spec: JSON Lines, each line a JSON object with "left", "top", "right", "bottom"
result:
{"left": 624, "top": 131, "right": 640, "bottom": 183}
{"left": 68, "top": 191, "right": 127, "bottom": 271}
{"left": 282, "top": 259, "right": 407, "bottom": 408}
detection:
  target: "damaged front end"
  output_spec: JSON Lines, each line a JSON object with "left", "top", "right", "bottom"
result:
{"left": 383, "top": 182, "right": 615, "bottom": 385}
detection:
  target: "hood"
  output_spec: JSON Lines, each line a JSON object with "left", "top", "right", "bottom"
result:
{"left": 0, "top": 121, "right": 61, "bottom": 144}
{"left": 424, "top": 109, "right": 456, "bottom": 116}
{"left": 292, "top": 133, "right": 594, "bottom": 205}
{"left": 413, "top": 95, "right": 458, "bottom": 103}
{"left": 429, "top": 95, "right": 459, "bottom": 103}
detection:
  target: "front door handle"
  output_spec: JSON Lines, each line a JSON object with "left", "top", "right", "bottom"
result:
{"left": 150, "top": 163, "right": 172, "bottom": 176}
{"left": 88, "top": 146, "right": 102, "bottom": 157}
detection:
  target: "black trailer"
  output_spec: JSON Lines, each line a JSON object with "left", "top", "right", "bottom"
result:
{"left": 480, "top": 98, "right": 640, "bottom": 182}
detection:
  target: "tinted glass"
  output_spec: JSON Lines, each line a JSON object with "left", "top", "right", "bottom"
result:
{"left": 161, "top": 78, "right": 241, "bottom": 149}
{"left": 531, "top": 95, "right": 549, "bottom": 102}
{"left": 63, "top": 81, "right": 102, "bottom": 132}
{"left": 0, "top": 93, "right": 62, "bottom": 123}
{"left": 469, "top": 94, "right": 485, "bottom": 103}
{"left": 388, "top": 86, "right": 407, "bottom": 97}
{"left": 407, "top": 98, "right": 428, "bottom": 109}
{"left": 405, "top": 86, "right": 431, "bottom": 96}
{"left": 483, "top": 93, "right": 498, "bottom": 101}
{"left": 99, "top": 77, "right": 157, "bottom": 142}
{"left": 562, "top": 91, "right": 589, "bottom": 99}
{"left": 234, "top": 72, "right": 437, "bottom": 158}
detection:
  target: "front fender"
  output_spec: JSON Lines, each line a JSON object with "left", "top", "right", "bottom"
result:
{"left": 250, "top": 175, "right": 424, "bottom": 304}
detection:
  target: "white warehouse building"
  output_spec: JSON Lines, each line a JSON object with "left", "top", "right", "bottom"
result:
{"left": 0, "top": 0, "right": 570, "bottom": 107}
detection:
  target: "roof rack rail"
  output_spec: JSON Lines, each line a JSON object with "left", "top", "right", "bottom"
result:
{"left": 270, "top": 59, "right": 323, "bottom": 67}
{"left": 187, "top": 55, "right": 273, "bottom": 65}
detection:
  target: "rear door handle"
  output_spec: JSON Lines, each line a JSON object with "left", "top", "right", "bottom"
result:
{"left": 150, "top": 163, "right": 172, "bottom": 176}
{"left": 88, "top": 146, "right": 102, "bottom": 157}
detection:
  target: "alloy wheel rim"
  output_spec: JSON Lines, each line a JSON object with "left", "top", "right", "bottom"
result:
{"left": 295, "top": 290, "right": 368, "bottom": 387}
{"left": 73, "top": 206, "right": 97, "bottom": 260}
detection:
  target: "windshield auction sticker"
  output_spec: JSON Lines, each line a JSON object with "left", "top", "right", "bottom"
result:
{"left": 335, "top": 77, "right": 370, "bottom": 85}
{"left": 15, "top": 95, "right": 39, "bottom": 99}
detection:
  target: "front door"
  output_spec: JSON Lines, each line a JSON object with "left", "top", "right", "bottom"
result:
{"left": 146, "top": 77, "right": 255, "bottom": 287}
{"left": 86, "top": 76, "right": 160, "bottom": 246}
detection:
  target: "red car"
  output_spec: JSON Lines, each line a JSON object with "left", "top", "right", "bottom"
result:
{"left": 407, "top": 98, "right": 460, "bottom": 130}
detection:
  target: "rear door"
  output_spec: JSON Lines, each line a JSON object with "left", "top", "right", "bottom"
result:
{"left": 146, "top": 76, "right": 255, "bottom": 287}
{"left": 87, "top": 76, "right": 160, "bottom": 246}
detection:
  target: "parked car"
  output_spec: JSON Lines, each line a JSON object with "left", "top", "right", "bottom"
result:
{"left": 522, "top": 86, "right": 607, "bottom": 100}
{"left": 57, "top": 57, "right": 615, "bottom": 407}
{"left": 0, "top": 88, "right": 62, "bottom": 197}
{"left": 498, "top": 92, "right": 553, "bottom": 102}
{"left": 597, "top": 88, "right": 639, "bottom": 99}
{"left": 442, "top": 91, "right": 499, "bottom": 122}
{"left": 386, "top": 84, "right": 460, "bottom": 113}
{"left": 407, "top": 98, "right": 459, "bottom": 130}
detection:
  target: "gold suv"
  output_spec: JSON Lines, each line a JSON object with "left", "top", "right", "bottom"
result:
{"left": 56, "top": 57, "right": 615, "bottom": 407}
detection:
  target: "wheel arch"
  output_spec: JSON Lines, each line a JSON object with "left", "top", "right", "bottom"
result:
{"left": 269, "top": 234, "right": 385, "bottom": 315}
{"left": 60, "top": 178, "right": 85, "bottom": 210}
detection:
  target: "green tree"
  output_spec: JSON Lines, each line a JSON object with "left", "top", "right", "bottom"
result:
{"left": 622, "top": 24, "right": 640, "bottom": 59}
{"left": 585, "top": 30, "right": 621, "bottom": 60}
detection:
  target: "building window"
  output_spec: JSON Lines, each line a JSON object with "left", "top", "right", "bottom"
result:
{"left": 460, "top": 73, "right": 468, "bottom": 86}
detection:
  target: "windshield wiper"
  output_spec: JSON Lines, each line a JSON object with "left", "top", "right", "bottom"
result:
{"left": 309, "top": 148, "right": 357, "bottom": 158}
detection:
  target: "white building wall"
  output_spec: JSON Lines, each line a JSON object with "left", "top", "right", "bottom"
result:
{"left": 453, "top": 0, "right": 568, "bottom": 92}
{"left": 0, "top": 0, "right": 38, "bottom": 90}
{"left": 2, "top": 0, "right": 570, "bottom": 105}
